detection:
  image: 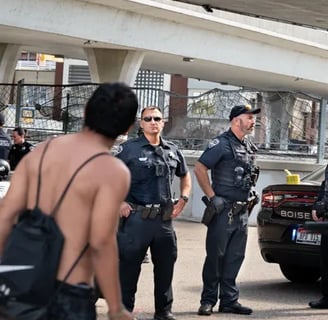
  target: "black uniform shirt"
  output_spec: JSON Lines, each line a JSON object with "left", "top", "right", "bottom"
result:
{"left": 0, "top": 128, "right": 12, "bottom": 160}
{"left": 116, "top": 135, "right": 189, "bottom": 205}
{"left": 198, "top": 129, "right": 256, "bottom": 202}
{"left": 8, "top": 141, "right": 33, "bottom": 170}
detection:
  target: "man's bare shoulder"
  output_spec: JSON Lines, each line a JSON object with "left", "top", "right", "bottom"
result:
{"left": 95, "top": 156, "right": 130, "bottom": 183}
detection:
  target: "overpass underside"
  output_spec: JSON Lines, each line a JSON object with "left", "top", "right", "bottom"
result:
{"left": 0, "top": 0, "right": 328, "bottom": 98}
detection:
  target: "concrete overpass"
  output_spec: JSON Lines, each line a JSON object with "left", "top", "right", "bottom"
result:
{"left": 0, "top": 0, "right": 328, "bottom": 97}
{"left": 174, "top": 0, "right": 328, "bottom": 31}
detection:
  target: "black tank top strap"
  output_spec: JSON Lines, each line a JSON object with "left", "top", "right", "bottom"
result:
{"left": 50, "top": 152, "right": 109, "bottom": 216}
{"left": 35, "top": 138, "right": 54, "bottom": 207}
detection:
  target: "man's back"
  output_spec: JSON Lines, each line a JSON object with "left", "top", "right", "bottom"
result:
{"left": 6, "top": 133, "right": 131, "bottom": 285}
{"left": 0, "top": 82, "right": 139, "bottom": 320}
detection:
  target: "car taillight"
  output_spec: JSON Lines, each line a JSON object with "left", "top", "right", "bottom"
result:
{"left": 261, "top": 192, "right": 284, "bottom": 208}
{"left": 261, "top": 190, "right": 317, "bottom": 208}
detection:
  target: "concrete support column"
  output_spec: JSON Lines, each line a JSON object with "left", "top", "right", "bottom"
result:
{"left": 53, "top": 61, "right": 64, "bottom": 120}
{"left": 165, "top": 75, "right": 188, "bottom": 136}
{"left": 0, "top": 43, "right": 21, "bottom": 83}
{"left": 83, "top": 48, "right": 144, "bottom": 86}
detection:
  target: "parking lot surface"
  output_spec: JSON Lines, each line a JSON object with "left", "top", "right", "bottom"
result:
{"left": 97, "top": 220, "right": 327, "bottom": 320}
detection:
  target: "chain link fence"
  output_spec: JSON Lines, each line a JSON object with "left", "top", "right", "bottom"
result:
{"left": 0, "top": 82, "right": 322, "bottom": 158}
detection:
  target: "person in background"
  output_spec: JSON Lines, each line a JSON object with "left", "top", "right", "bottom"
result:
{"left": 194, "top": 104, "right": 260, "bottom": 316}
{"left": 0, "top": 82, "right": 138, "bottom": 320}
{"left": 116, "top": 106, "right": 192, "bottom": 320}
{"left": 0, "top": 113, "right": 11, "bottom": 161}
{"left": 309, "top": 171, "right": 328, "bottom": 309}
{"left": 8, "top": 127, "right": 33, "bottom": 171}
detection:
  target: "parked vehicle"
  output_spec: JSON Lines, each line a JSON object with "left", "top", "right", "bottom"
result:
{"left": 257, "top": 165, "right": 326, "bottom": 283}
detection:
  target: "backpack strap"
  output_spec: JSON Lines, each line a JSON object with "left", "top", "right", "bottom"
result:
{"left": 50, "top": 243, "right": 90, "bottom": 302}
{"left": 61, "top": 243, "right": 89, "bottom": 284}
{"left": 35, "top": 138, "right": 54, "bottom": 207}
{"left": 50, "top": 152, "right": 109, "bottom": 216}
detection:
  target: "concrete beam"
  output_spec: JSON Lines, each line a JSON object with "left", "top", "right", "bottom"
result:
{"left": 84, "top": 48, "right": 144, "bottom": 85}
{"left": 0, "top": 43, "right": 21, "bottom": 83}
{"left": 1, "top": 0, "right": 328, "bottom": 95}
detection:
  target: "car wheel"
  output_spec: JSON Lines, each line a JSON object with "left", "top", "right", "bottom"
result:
{"left": 279, "top": 264, "right": 320, "bottom": 283}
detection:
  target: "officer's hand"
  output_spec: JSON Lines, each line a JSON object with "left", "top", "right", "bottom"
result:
{"left": 312, "top": 200, "right": 326, "bottom": 219}
{"left": 171, "top": 198, "right": 186, "bottom": 219}
{"left": 209, "top": 196, "right": 225, "bottom": 213}
{"left": 312, "top": 210, "right": 323, "bottom": 221}
{"left": 119, "top": 202, "right": 132, "bottom": 218}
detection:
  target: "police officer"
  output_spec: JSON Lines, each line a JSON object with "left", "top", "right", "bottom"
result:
{"left": 194, "top": 104, "right": 260, "bottom": 316}
{"left": 0, "top": 113, "right": 11, "bottom": 161}
{"left": 309, "top": 169, "right": 328, "bottom": 309}
{"left": 116, "top": 106, "right": 191, "bottom": 320}
{"left": 8, "top": 127, "right": 33, "bottom": 170}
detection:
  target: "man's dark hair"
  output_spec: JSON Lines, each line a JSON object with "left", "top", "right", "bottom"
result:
{"left": 84, "top": 82, "right": 138, "bottom": 139}
{"left": 13, "top": 127, "right": 25, "bottom": 136}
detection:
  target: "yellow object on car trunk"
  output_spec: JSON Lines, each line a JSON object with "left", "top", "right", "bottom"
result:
{"left": 284, "top": 169, "right": 300, "bottom": 184}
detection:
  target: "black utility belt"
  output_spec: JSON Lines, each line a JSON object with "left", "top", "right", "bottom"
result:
{"left": 130, "top": 202, "right": 174, "bottom": 221}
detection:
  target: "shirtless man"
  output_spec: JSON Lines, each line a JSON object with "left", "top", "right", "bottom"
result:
{"left": 0, "top": 82, "right": 138, "bottom": 320}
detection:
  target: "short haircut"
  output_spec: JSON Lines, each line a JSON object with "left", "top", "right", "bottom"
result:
{"left": 140, "top": 106, "right": 162, "bottom": 118}
{"left": 13, "top": 127, "right": 25, "bottom": 136}
{"left": 84, "top": 82, "right": 138, "bottom": 139}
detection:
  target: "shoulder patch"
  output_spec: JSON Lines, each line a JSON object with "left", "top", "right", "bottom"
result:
{"left": 116, "top": 145, "right": 123, "bottom": 155}
{"left": 208, "top": 138, "right": 220, "bottom": 149}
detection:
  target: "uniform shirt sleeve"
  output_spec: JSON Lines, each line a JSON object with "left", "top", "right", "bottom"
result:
{"left": 174, "top": 149, "right": 189, "bottom": 177}
{"left": 198, "top": 138, "right": 227, "bottom": 169}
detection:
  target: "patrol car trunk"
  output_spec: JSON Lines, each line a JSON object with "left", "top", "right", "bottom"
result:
{"left": 257, "top": 167, "right": 325, "bottom": 283}
{"left": 261, "top": 183, "right": 320, "bottom": 225}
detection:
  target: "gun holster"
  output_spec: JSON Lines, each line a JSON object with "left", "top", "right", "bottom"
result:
{"left": 201, "top": 196, "right": 218, "bottom": 226}
{"left": 162, "top": 200, "right": 174, "bottom": 221}
{"left": 201, "top": 205, "right": 216, "bottom": 226}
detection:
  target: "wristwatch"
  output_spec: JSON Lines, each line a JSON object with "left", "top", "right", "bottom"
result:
{"left": 180, "top": 195, "right": 189, "bottom": 203}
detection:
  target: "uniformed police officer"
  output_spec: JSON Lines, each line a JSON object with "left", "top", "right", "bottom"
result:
{"left": 116, "top": 106, "right": 191, "bottom": 320}
{"left": 309, "top": 169, "right": 328, "bottom": 309}
{"left": 194, "top": 104, "right": 260, "bottom": 316}
{"left": 8, "top": 127, "right": 33, "bottom": 171}
{"left": 0, "top": 113, "right": 11, "bottom": 161}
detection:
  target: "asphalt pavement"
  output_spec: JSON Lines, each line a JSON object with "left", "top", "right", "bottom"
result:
{"left": 97, "top": 220, "right": 327, "bottom": 320}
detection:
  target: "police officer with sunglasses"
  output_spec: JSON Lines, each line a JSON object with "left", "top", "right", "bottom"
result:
{"left": 116, "top": 106, "right": 191, "bottom": 320}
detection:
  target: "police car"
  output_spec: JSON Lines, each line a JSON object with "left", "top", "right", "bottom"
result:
{"left": 257, "top": 166, "right": 325, "bottom": 283}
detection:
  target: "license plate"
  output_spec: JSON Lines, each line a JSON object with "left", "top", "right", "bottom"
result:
{"left": 295, "top": 228, "right": 321, "bottom": 245}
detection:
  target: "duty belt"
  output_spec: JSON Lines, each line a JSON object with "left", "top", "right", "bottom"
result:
{"left": 129, "top": 202, "right": 174, "bottom": 221}
{"left": 129, "top": 203, "right": 163, "bottom": 219}
{"left": 216, "top": 196, "right": 248, "bottom": 215}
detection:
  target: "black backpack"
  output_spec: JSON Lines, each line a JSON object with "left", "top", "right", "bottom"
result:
{"left": 0, "top": 138, "right": 108, "bottom": 309}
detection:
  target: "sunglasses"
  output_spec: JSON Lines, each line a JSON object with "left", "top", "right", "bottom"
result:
{"left": 142, "top": 116, "right": 162, "bottom": 122}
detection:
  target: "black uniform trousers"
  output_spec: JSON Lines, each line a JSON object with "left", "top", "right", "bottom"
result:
{"left": 118, "top": 209, "right": 177, "bottom": 313}
{"left": 320, "top": 234, "right": 328, "bottom": 297}
{"left": 200, "top": 206, "right": 248, "bottom": 307}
